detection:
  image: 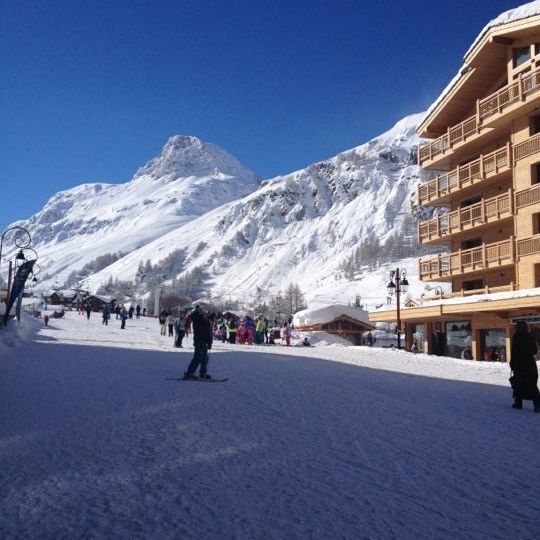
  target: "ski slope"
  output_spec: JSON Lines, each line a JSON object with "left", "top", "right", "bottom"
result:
{"left": 1, "top": 312, "right": 539, "bottom": 539}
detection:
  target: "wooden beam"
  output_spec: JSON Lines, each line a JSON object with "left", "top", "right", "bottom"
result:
{"left": 491, "top": 36, "right": 513, "bottom": 45}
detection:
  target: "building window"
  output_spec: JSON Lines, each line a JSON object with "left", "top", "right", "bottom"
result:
{"left": 514, "top": 46, "right": 531, "bottom": 68}
{"left": 463, "top": 278, "right": 483, "bottom": 291}
{"left": 445, "top": 321, "right": 472, "bottom": 359}
{"left": 480, "top": 329, "right": 506, "bottom": 361}
{"left": 533, "top": 213, "right": 540, "bottom": 235}
{"left": 462, "top": 237, "right": 482, "bottom": 249}
{"left": 530, "top": 116, "right": 540, "bottom": 135}
{"left": 531, "top": 162, "right": 540, "bottom": 184}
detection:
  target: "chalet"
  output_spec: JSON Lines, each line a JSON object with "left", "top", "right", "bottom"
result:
{"left": 293, "top": 305, "right": 375, "bottom": 345}
{"left": 370, "top": 5, "right": 540, "bottom": 362}
{"left": 85, "top": 295, "right": 115, "bottom": 312}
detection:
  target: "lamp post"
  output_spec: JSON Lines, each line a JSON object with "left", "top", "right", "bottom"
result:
{"left": 0, "top": 226, "right": 32, "bottom": 271}
{"left": 386, "top": 268, "right": 409, "bottom": 349}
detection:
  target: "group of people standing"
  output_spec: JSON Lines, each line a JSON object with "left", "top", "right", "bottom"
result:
{"left": 214, "top": 315, "right": 293, "bottom": 346}
{"left": 158, "top": 310, "right": 191, "bottom": 348}
{"left": 82, "top": 302, "right": 147, "bottom": 330}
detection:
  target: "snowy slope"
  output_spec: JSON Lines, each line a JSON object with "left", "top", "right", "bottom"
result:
{"left": 92, "top": 113, "right": 427, "bottom": 305}
{"left": 5, "top": 113, "right": 432, "bottom": 307}
{"left": 1, "top": 311, "right": 538, "bottom": 539}
{"left": 5, "top": 136, "right": 260, "bottom": 281}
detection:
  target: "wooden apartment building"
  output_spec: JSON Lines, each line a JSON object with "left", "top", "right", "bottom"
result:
{"left": 370, "top": 6, "right": 540, "bottom": 361}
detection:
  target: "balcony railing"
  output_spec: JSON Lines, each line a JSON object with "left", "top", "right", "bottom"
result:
{"left": 517, "top": 234, "right": 540, "bottom": 257}
{"left": 419, "top": 237, "right": 514, "bottom": 280}
{"left": 417, "top": 145, "right": 511, "bottom": 205}
{"left": 422, "top": 283, "right": 515, "bottom": 301}
{"left": 516, "top": 183, "right": 540, "bottom": 209}
{"left": 418, "top": 116, "right": 477, "bottom": 164}
{"left": 418, "top": 190, "right": 513, "bottom": 242}
{"left": 419, "top": 66, "right": 540, "bottom": 166}
{"left": 513, "top": 132, "right": 540, "bottom": 162}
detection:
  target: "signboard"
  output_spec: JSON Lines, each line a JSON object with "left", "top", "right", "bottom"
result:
{"left": 510, "top": 315, "right": 540, "bottom": 325}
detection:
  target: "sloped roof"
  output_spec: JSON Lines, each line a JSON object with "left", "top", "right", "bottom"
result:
{"left": 419, "top": 1, "right": 540, "bottom": 135}
{"left": 293, "top": 304, "right": 371, "bottom": 327}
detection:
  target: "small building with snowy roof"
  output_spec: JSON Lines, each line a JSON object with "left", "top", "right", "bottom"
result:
{"left": 85, "top": 295, "right": 115, "bottom": 312}
{"left": 293, "top": 304, "right": 375, "bottom": 345}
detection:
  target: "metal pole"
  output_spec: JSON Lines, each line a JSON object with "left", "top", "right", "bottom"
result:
{"left": 396, "top": 267, "right": 401, "bottom": 349}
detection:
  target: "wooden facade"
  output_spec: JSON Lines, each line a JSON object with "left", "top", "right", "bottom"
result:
{"left": 296, "top": 315, "right": 374, "bottom": 345}
{"left": 370, "top": 13, "right": 540, "bottom": 362}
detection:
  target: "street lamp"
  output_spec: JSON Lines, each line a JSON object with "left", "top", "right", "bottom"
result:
{"left": 386, "top": 268, "right": 409, "bottom": 349}
{"left": 0, "top": 226, "right": 32, "bottom": 271}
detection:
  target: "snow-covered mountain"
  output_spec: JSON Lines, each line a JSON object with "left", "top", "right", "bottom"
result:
{"left": 8, "top": 136, "right": 260, "bottom": 280}
{"left": 7, "top": 113, "right": 434, "bottom": 307}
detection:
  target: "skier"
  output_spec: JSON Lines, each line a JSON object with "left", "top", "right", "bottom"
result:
{"left": 128, "top": 306, "right": 134, "bottom": 319}
{"left": 166, "top": 313, "right": 175, "bottom": 337}
{"left": 43, "top": 314, "right": 49, "bottom": 326}
{"left": 175, "top": 315, "right": 186, "bottom": 348}
{"left": 283, "top": 323, "right": 292, "bottom": 346}
{"left": 255, "top": 316, "right": 265, "bottom": 345}
{"left": 183, "top": 306, "right": 213, "bottom": 379}
{"left": 135, "top": 304, "right": 141, "bottom": 319}
{"left": 227, "top": 319, "right": 237, "bottom": 344}
{"left": 102, "top": 305, "right": 110, "bottom": 325}
{"left": 142, "top": 307, "right": 147, "bottom": 317}
{"left": 85, "top": 304, "right": 92, "bottom": 320}
{"left": 510, "top": 320, "right": 540, "bottom": 412}
{"left": 120, "top": 308, "right": 127, "bottom": 330}
{"left": 159, "top": 310, "right": 168, "bottom": 336}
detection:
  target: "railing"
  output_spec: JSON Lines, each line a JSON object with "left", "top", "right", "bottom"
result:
{"left": 418, "top": 116, "right": 477, "bottom": 163}
{"left": 418, "top": 190, "right": 512, "bottom": 242}
{"left": 423, "top": 283, "right": 515, "bottom": 301}
{"left": 516, "top": 183, "right": 540, "bottom": 209}
{"left": 517, "top": 234, "right": 540, "bottom": 257}
{"left": 513, "top": 132, "right": 540, "bottom": 161}
{"left": 417, "top": 145, "right": 511, "bottom": 205}
{"left": 419, "top": 66, "right": 540, "bottom": 166}
{"left": 419, "top": 238, "right": 514, "bottom": 280}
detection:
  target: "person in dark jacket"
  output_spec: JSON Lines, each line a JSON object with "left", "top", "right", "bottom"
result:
{"left": 175, "top": 315, "right": 186, "bottom": 348}
{"left": 510, "top": 320, "right": 540, "bottom": 412}
{"left": 183, "top": 306, "right": 213, "bottom": 379}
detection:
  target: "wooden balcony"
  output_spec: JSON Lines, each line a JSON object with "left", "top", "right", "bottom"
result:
{"left": 418, "top": 237, "right": 514, "bottom": 281}
{"left": 516, "top": 183, "right": 540, "bottom": 209}
{"left": 417, "top": 144, "right": 511, "bottom": 206}
{"left": 517, "top": 234, "right": 540, "bottom": 258}
{"left": 422, "top": 283, "right": 516, "bottom": 301}
{"left": 419, "top": 66, "right": 540, "bottom": 167}
{"left": 418, "top": 189, "right": 513, "bottom": 243}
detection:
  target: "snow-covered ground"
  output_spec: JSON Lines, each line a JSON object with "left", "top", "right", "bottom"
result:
{"left": 1, "top": 311, "right": 539, "bottom": 539}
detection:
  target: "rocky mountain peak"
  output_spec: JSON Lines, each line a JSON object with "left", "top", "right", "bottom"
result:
{"left": 132, "top": 135, "right": 259, "bottom": 183}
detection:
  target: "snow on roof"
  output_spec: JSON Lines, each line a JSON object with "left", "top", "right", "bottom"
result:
{"left": 421, "top": 1, "right": 540, "bottom": 129}
{"left": 372, "top": 286, "right": 540, "bottom": 313}
{"left": 293, "top": 304, "right": 372, "bottom": 327}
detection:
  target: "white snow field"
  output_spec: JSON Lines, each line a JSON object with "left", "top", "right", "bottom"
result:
{"left": 1, "top": 313, "right": 539, "bottom": 539}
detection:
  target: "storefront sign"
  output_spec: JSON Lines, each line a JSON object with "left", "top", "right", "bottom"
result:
{"left": 510, "top": 315, "right": 540, "bottom": 325}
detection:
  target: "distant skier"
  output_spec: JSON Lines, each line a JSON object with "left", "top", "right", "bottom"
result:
{"left": 166, "top": 314, "right": 175, "bottom": 337}
{"left": 85, "top": 304, "right": 92, "bottom": 320}
{"left": 43, "top": 314, "right": 49, "bottom": 326}
{"left": 136, "top": 304, "right": 141, "bottom": 319}
{"left": 283, "top": 323, "right": 292, "bottom": 346}
{"left": 120, "top": 308, "right": 127, "bottom": 330}
{"left": 175, "top": 315, "right": 186, "bottom": 348}
{"left": 159, "top": 310, "right": 168, "bottom": 336}
{"left": 128, "top": 306, "right": 134, "bottom": 319}
{"left": 102, "top": 305, "right": 110, "bottom": 326}
{"left": 183, "top": 306, "right": 213, "bottom": 380}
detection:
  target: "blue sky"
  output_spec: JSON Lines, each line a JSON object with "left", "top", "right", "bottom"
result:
{"left": 0, "top": 0, "right": 522, "bottom": 230}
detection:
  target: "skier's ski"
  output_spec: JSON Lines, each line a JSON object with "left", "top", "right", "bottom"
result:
{"left": 166, "top": 377, "right": 229, "bottom": 382}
